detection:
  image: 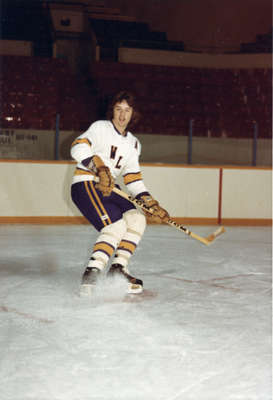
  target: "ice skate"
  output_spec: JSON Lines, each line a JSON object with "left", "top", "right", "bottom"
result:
{"left": 107, "top": 263, "right": 143, "bottom": 294}
{"left": 80, "top": 267, "right": 101, "bottom": 297}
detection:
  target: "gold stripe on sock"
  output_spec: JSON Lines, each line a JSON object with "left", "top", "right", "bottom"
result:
{"left": 93, "top": 241, "right": 115, "bottom": 258}
{"left": 118, "top": 240, "right": 136, "bottom": 254}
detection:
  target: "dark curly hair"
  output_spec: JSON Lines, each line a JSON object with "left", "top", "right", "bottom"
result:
{"left": 106, "top": 91, "right": 140, "bottom": 129}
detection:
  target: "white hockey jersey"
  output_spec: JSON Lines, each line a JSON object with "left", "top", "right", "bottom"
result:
{"left": 71, "top": 120, "right": 149, "bottom": 198}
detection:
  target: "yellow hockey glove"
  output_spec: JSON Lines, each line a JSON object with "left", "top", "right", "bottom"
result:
{"left": 140, "top": 195, "right": 169, "bottom": 223}
{"left": 91, "top": 155, "right": 114, "bottom": 197}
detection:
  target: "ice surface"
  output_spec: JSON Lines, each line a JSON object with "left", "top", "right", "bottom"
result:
{"left": 0, "top": 224, "right": 271, "bottom": 400}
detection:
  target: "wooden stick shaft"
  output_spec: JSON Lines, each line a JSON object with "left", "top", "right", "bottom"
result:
{"left": 93, "top": 176, "right": 225, "bottom": 245}
{"left": 112, "top": 186, "right": 212, "bottom": 245}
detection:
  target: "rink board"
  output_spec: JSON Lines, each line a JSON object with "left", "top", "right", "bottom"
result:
{"left": 0, "top": 160, "right": 271, "bottom": 225}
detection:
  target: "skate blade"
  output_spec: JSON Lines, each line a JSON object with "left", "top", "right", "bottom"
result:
{"left": 80, "top": 284, "right": 95, "bottom": 297}
{"left": 127, "top": 283, "right": 143, "bottom": 294}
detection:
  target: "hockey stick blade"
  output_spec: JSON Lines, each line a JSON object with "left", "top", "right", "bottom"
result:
{"left": 165, "top": 219, "right": 211, "bottom": 245}
{"left": 205, "top": 226, "right": 226, "bottom": 244}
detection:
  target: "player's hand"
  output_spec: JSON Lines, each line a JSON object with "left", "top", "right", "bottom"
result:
{"left": 96, "top": 165, "right": 114, "bottom": 196}
{"left": 90, "top": 155, "right": 114, "bottom": 196}
{"left": 140, "top": 195, "right": 169, "bottom": 223}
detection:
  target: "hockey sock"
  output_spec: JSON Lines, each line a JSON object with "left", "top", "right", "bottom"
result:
{"left": 87, "top": 219, "right": 127, "bottom": 270}
{"left": 113, "top": 210, "right": 146, "bottom": 268}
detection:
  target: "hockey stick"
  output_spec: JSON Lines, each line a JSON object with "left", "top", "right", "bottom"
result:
{"left": 112, "top": 186, "right": 225, "bottom": 246}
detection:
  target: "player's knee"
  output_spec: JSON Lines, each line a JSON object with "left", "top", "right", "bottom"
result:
{"left": 123, "top": 209, "right": 146, "bottom": 236}
{"left": 100, "top": 218, "right": 127, "bottom": 245}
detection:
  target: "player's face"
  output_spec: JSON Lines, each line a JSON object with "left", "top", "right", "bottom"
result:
{"left": 112, "top": 100, "right": 133, "bottom": 134}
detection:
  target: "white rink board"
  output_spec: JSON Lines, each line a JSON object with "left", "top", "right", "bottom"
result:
{"left": 141, "top": 165, "right": 219, "bottom": 218}
{"left": 222, "top": 169, "right": 272, "bottom": 219}
{"left": 0, "top": 162, "right": 79, "bottom": 217}
{"left": 0, "top": 161, "right": 272, "bottom": 221}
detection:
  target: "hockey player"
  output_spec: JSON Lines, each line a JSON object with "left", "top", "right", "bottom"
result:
{"left": 70, "top": 91, "right": 169, "bottom": 295}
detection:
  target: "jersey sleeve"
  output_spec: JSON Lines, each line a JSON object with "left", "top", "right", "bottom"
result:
{"left": 71, "top": 129, "right": 92, "bottom": 164}
{"left": 70, "top": 122, "right": 102, "bottom": 166}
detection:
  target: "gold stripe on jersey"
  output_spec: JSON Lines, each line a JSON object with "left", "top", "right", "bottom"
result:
{"left": 118, "top": 240, "right": 136, "bottom": 255}
{"left": 74, "top": 168, "right": 96, "bottom": 177}
{"left": 84, "top": 181, "right": 108, "bottom": 227}
{"left": 88, "top": 181, "right": 112, "bottom": 225}
{"left": 93, "top": 241, "right": 115, "bottom": 258}
{"left": 123, "top": 172, "right": 142, "bottom": 185}
{"left": 71, "top": 138, "right": 92, "bottom": 147}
